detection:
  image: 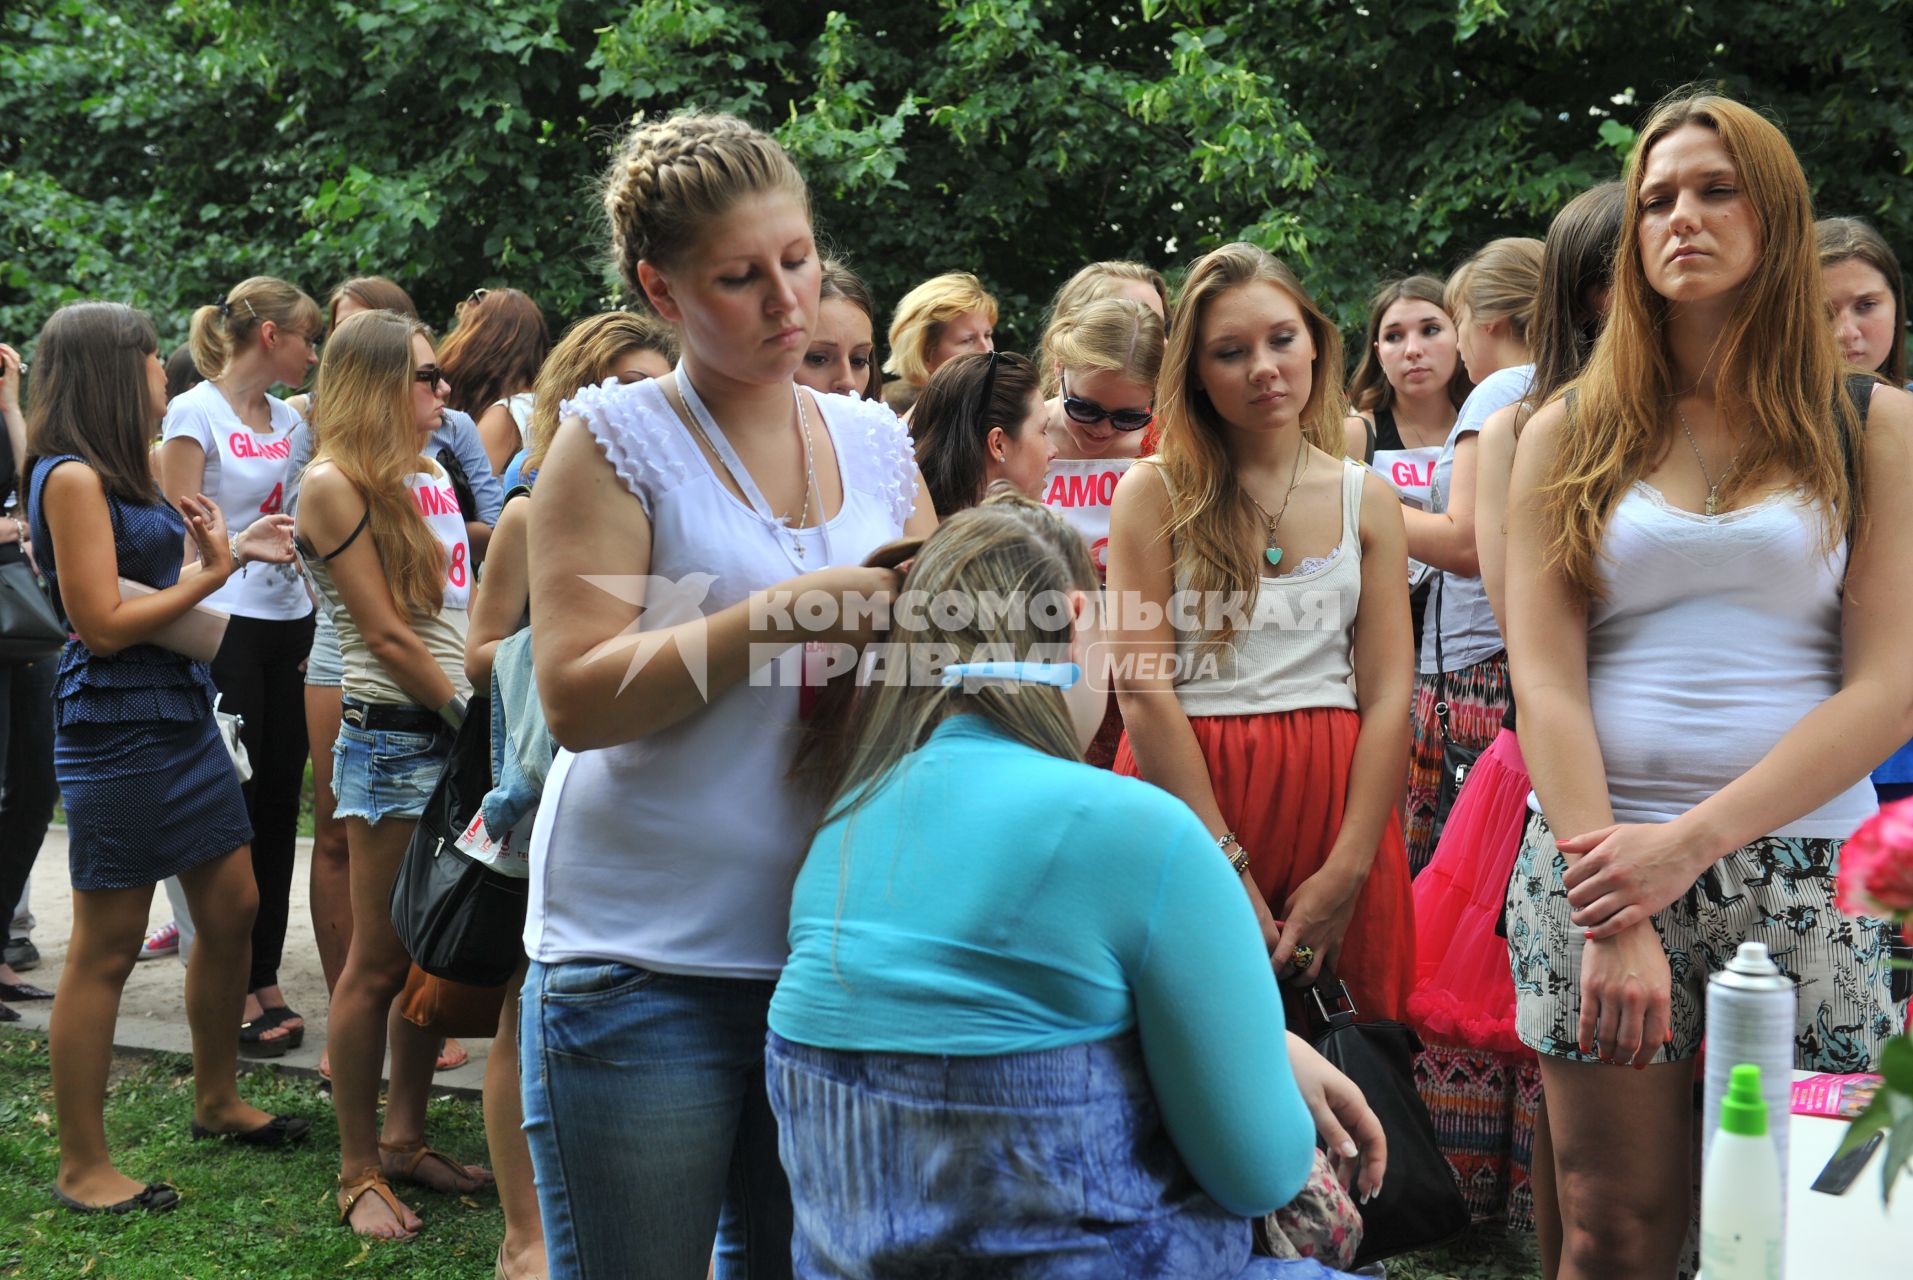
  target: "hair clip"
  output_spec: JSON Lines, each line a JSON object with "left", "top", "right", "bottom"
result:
{"left": 939, "top": 661, "right": 1080, "bottom": 690}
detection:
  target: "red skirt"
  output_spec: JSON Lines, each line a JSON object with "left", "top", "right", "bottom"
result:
{"left": 1406, "top": 727, "right": 1533, "bottom": 1056}
{"left": 1115, "top": 707, "right": 1415, "bottom": 1022}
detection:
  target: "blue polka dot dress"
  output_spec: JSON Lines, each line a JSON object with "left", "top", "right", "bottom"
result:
{"left": 27, "top": 456, "right": 253, "bottom": 890}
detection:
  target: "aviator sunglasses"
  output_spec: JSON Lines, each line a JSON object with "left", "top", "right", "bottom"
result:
{"left": 1060, "top": 371, "right": 1153, "bottom": 432}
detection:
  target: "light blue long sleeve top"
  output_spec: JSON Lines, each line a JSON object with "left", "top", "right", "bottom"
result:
{"left": 769, "top": 714, "right": 1316, "bottom": 1217}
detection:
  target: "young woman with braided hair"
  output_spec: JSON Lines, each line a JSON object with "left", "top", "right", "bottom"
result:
{"left": 521, "top": 112, "right": 935, "bottom": 1277}
{"left": 1504, "top": 91, "right": 1913, "bottom": 1277}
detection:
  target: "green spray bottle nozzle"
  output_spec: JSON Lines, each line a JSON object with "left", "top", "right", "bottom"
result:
{"left": 1718, "top": 1063, "right": 1768, "bottom": 1138}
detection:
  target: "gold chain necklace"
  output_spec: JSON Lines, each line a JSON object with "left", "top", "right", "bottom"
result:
{"left": 1675, "top": 401, "right": 1743, "bottom": 517}
{"left": 1242, "top": 437, "right": 1309, "bottom": 568}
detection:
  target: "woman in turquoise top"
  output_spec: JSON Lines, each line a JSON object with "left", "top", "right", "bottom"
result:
{"left": 770, "top": 490, "right": 1384, "bottom": 1278}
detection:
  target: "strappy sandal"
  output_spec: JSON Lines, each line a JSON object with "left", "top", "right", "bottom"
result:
{"left": 238, "top": 1013, "right": 290, "bottom": 1058}
{"left": 379, "top": 1139, "right": 494, "bottom": 1194}
{"left": 337, "top": 1166, "right": 418, "bottom": 1242}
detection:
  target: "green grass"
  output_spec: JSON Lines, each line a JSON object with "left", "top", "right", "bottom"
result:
{"left": 0, "top": 1033, "right": 495, "bottom": 1279}
{"left": 0, "top": 1031, "right": 1541, "bottom": 1279}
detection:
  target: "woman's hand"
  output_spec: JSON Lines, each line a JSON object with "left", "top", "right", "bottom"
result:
{"left": 1577, "top": 920, "right": 1672, "bottom": 1067}
{"left": 0, "top": 516, "right": 22, "bottom": 546}
{"left": 234, "top": 513, "right": 297, "bottom": 566}
{"left": 1273, "top": 863, "right": 1364, "bottom": 986}
{"left": 1284, "top": 1032, "right": 1386, "bottom": 1200}
{"left": 177, "top": 494, "right": 236, "bottom": 579}
{"left": 1559, "top": 821, "right": 1711, "bottom": 940}
{"left": 782, "top": 564, "right": 902, "bottom": 648}
{"left": 0, "top": 343, "right": 22, "bottom": 414}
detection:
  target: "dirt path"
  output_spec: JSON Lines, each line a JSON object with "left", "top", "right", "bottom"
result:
{"left": 9, "top": 827, "right": 491, "bottom": 1095}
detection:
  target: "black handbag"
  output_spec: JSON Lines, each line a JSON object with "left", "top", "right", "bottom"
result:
{"left": 1295, "top": 971, "right": 1470, "bottom": 1266}
{"left": 388, "top": 696, "right": 528, "bottom": 987}
{"left": 1429, "top": 573, "right": 1483, "bottom": 845}
{"left": 0, "top": 550, "right": 66, "bottom": 666}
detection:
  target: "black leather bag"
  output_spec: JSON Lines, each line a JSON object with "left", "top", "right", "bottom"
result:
{"left": 1296, "top": 974, "right": 1470, "bottom": 1266}
{"left": 0, "top": 552, "right": 66, "bottom": 666}
{"left": 1429, "top": 573, "right": 1483, "bottom": 844}
{"left": 388, "top": 697, "right": 527, "bottom": 987}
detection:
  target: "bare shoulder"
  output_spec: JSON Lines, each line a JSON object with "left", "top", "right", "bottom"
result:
{"left": 1860, "top": 381, "right": 1913, "bottom": 446}
{"left": 1478, "top": 401, "right": 1522, "bottom": 445}
{"left": 1113, "top": 456, "right": 1168, "bottom": 506}
{"left": 1510, "top": 397, "right": 1571, "bottom": 458}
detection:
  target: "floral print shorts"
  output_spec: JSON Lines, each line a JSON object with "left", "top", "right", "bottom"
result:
{"left": 1506, "top": 812, "right": 1902, "bottom": 1067}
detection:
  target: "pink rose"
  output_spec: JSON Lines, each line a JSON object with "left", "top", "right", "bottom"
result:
{"left": 1840, "top": 798, "right": 1913, "bottom": 918}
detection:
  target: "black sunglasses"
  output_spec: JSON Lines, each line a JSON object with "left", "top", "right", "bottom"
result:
{"left": 413, "top": 365, "right": 447, "bottom": 386}
{"left": 1060, "top": 371, "right": 1153, "bottom": 432}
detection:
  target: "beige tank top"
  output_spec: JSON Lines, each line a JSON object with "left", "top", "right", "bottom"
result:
{"left": 301, "top": 461, "right": 473, "bottom": 706}
{"left": 1164, "top": 458, "right": 1365, "bottom": 716}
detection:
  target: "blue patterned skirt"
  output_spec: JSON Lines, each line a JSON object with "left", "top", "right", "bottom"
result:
{"left": 57, "top": 711, "right": 253, "bottom": 891}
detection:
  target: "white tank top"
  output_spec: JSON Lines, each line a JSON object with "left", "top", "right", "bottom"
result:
{"left": 302, "top": 461, "right": 472, "bottom": 706}
{"left": 526, "top": 378, "right": 918, "bottom": 979}
{"left": 160, "top": 379, "right": 311, "bottom": 620}
{"left": 1041, "top": 456, "right": 1133, "bottom": 576}
{"left": 1584, "top": 482, "right": 1875, "bottom": 836}
{"left": 1168, "top": 460, "right": 1366, "bottom": 717}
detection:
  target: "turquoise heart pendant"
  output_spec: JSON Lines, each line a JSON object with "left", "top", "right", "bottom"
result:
{"left": 1265, "top": 546, "right": 1283, "bottom": 568}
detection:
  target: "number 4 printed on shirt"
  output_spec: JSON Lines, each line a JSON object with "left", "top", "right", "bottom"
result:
{"left": 259, "top": 482, "right": 283, "bottom": 516}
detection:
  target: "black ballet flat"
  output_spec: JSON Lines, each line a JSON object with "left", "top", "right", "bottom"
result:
{"left": 192, "top": 1113, "right": 311, "bottom": 1148}
{"left": 51, "top": 1182, "right": 180, "bottom": 1216}
{"left": 0, "top": 1001, "right": 18, "bottom": 1023}
{"left": 0, "top": 980, "right": 53, "bottom": 1001}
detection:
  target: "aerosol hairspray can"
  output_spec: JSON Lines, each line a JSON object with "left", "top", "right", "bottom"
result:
{"left": 1703, "top": 942, "right": 1796, "bottom": 1216}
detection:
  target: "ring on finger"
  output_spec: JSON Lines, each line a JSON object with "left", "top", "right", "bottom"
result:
{"left": 1288, "top": 944, "right": 1315, "bottom": 972}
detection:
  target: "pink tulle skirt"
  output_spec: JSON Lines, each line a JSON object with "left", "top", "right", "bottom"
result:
{"left": 1407, "top": 727, "right": 1534, "bottom": 1057}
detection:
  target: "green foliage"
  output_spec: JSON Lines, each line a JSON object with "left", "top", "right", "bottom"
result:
{"left": 2, "top": 0, "right": 1910, "bottom": 363}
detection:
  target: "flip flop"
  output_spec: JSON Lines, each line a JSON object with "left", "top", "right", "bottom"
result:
{"left": 191, "top": 1114, "right": 311, "bottom": 1147}
{"left": 435, "top": 1038, "right": 469, "bottom": 1072}
{"left": 0, "top": 981, "right": 52, "bottom": 1001}
{"left": 51, "top": 1182, "right": 179, "bottom": 1216}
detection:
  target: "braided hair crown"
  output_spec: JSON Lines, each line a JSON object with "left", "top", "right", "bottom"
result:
{"left": 603, "top": 112, "right": 810, "bottom": 297}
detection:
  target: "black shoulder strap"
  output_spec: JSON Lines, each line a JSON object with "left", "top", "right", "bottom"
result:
{"left": 300, "top": 508, "right": 371, "bottom": 564}
{"left": 1361, "top": 414, "right": 1376, "bottom": 465}
{"left": 503, "top": 484, "right": 532, "bottom": 507}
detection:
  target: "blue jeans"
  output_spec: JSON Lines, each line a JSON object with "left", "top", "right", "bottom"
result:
{"left": 765, "top": 1032, "right": 1341, "bottom": 1280}
{"left": 521, "top": 960, "right": 793, "bottom": 1280}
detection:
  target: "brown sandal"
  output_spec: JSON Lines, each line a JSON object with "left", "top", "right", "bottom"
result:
{"left": 337, "top": 1166, "right": 419, "bottom": 1241}
{"left": 378, "top": 1139, "right": 494, "bottom": 1193}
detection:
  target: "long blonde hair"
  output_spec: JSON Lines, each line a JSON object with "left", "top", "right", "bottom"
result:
{"left": 309, "top": 310, "right": 449, "bottom": 620}
{"left": 799, "top": 488, "right": 1099, "bottom": 815}
{"left": 1155, "top": 243, "right": 1346, "bottom": 647}
{"left": 188, "top": 276, "right": 322, "bottom": 380}
{"left": 1539, "top": 90, "right": 1860, "bottom": 599}
{"left": 525, "top": 312, "right": 678, "bottom": 474}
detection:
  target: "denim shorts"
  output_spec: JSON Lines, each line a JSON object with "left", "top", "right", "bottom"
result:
{"left": 330, "top": 719, "right": 450, "bottom": 825}
{"left": 304, "top": 607, "right": 344, "bottom": 688}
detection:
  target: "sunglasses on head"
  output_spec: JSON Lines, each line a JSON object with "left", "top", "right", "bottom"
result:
{"left": 1060, "top": 371, "right": 1153, "bottom": 432}
{"left": 413, "top": 365, "right": 446, "bottom": 386}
